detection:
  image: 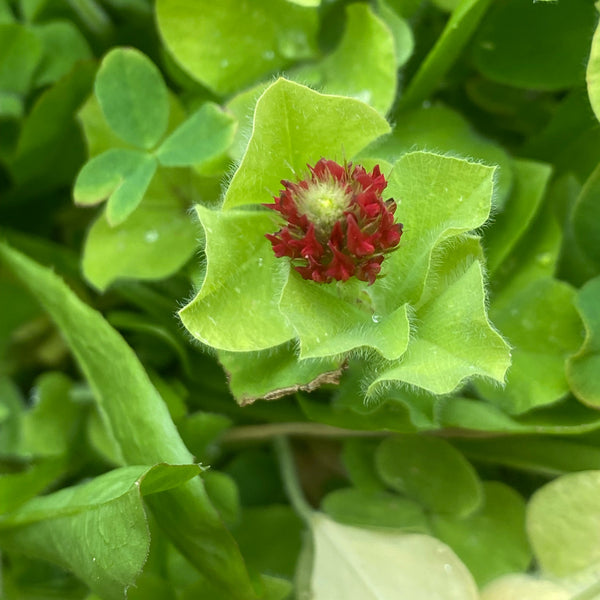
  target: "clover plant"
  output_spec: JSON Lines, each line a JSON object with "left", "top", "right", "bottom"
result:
{"left": 1, "top": 0, "right": 600, "bottom": 599}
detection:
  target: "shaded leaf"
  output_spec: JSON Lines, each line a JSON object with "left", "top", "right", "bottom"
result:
{"left": 567, "top": 277, "right": 600, "bottom": 407}
{"left": 0, "top": 23, "right": 42, "bottom": 94}
{"left": 375, "top": 434, "right": 482, "bottom": 517}
{"left": 432, "top": 482, "right": 530, "bottom": 586}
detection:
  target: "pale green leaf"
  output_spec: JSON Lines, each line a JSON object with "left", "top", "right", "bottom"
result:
{"left": 179, "top": 204, "right": 295, "bottom": 352}
{"left": 587, "top": 18, "right": 600, "bottom": 124}
{"left": 567, "top": 277, "right": 600, "bottom": 408}
{"left": 481, "top": 574, "right": 570, "bottom": 600}
{"left": 223, "top": 78, "right": 390, "bottom": 210}
{"left": 370, "top": 152, "right": 496, "bottom": 312}
{"left": 309, "top": 515, "right": 479, "bottom": 600}
{"left": 527, "top": 471, "right": 600, "bottom": 577}
{"left": 375, "top": 434, "right": 482, "bottom": 517}
{"left": 156, "top": 0, "right": 318, "bottom": 95}
{"left": 281, "top": 273, "right": 410, "bottom": 360}
{"left": 156, "top": 102, "right": 236, "bottom": 167}
{"left": 375, "top": 0, "right": 414, "bottom": 68}
{"left": 81, "top": 170, "right": 199, "bottom": 290}
{"left": 370, "top": 262, "right": 510, "bottom": 395}
{"left": 73, "top": 148, "right": 157, "bottom": 225}
{"left": 94, "top": 48, "right": 169, "bottom": 149}
{"left": 432, "top": 482, "right": 530, "bottom": 586}
{"left": 218, "top": 343, "right": 344, "bottom": 405}
{"left": 361, "top": 104, "right": 513, "bottom": 208}
{"left": 0, "top": 464, "right": 201, "bottom": 600}
{"left": 476, "top": 278, "right": 583, "bottom": 415}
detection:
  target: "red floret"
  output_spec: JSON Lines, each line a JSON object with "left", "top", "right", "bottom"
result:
{"left": 264, "top": 158, "right": 403, "bottom": 285}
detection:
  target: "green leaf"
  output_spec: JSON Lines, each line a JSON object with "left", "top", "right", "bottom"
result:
{"left": 375, "top": 434, "right": 482, "bottom": 517}
{"left": 19, "top": 372, "right": 82, "bottom": 458}
{"left": 370, "top": 262, "right": 510, "bottom": 395}
{"left": 31, "top": 20, "right": 92, "bottom": 87}
{"left": 0, "top": 243, "right": 257, "bottom": 600}
{"left": 74, "top": 148, "right": 157, "bottom": 225}
{"left": 362, "top": 104, "right": 514, "bottom": 208}
{"left": 484, "top": 159, "right": 552, "bottom": 274}
{"left": 11, "top": 61, "right": 95, "bottom": 191}
{"left": 81, "top": 170, "right": 199, "bottom": 290}
{"left": 222, "top": 78, "right": 390, "bottom": 210}
{"left": 322, "top": 488, "right": 430, "bottom": 532}
{"left": 281, "top": 274, "right": 410, "bottom": 360}
{"left": 308, "top": 515, "right": 479, "bottom": 600}
{"left": 156, "top": 102, "right": 236, "bottom": 167}
{"left": 0, "top": 23, "right": 42, "bottom": 94}
{"left": 567, "top": 277, "right": 600, "bottom": 408}
{"left": 232, "top": 505, "right": 303, "bottom": 580}
{"left": 94, "top": 48, "right": 169, "bottom": 149}
{"left": 293, "top": 3, "right": 398, "bottom": 114}
{"left": 0, "top": 464, "right": 202, "bottom": 600}
{"left": 399, "top": 0, "right": 493, "bottom": 110}
{"left": 527, "top": 471, "right": 600, "bottom": 577}
{"left": 179, "top": 204, "right": 295, "bottom": 352}
{"left": 476, "top": 278, "right": 583, "bottom": 415}
{"left": 156, "top": 0, "right": 318, "bottom": 95}
{"left": 436, "top": 395, "right": 600, "bottom": 435}
{"left": 0, "top": 90, "right": 22, "bottom": 118}
{"left": 0, "top": 458, "right": 67, "bottom": 515}
{"left": 432, "top": 482, "right": 530, "bottom": 586}
{"left": 370, "top": 152, "right": 496, "bottom": 312}
{"left": 342, "top": 439, "right": 386, "bottom": 492}
{"left": 472, "top": 0, "right": 596, "bottom": 91}
{"left": 455, "top": 436, "right": 600, "bottom": 477}
{"left": 572, "top": 163, "right": 600, "bottom": 270}
{"left": 218, "top": 343, "right": 344, "bottom": 405}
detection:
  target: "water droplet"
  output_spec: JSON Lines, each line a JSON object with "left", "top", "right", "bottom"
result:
{"left": 443, "top": 563, "right": 453, "bottom": 574}
{"left": 220, "top": 58, "right": 229, "bottom": 68}
{"left": 257, "top": 257, "right": 264, "bottom": 267}
{"left": 92, "top": 557, "right": 96, "bottom": 562}
{"left": 316, "top": 337, "right": 321, "bottom": 343}
{"left": 144, "top": 230, "right": 159, "bottom": 243}
{"left": 458, "top": 196, "right": 464, "bottom": 203}
{"left": 263, "top": 50, "right": 275, "bottom": 61}
{"left": 371, "top": 314, "right": 382, "bottom": 323}
{"left": 234, "top": 286, "right": 241, "bottom": 294}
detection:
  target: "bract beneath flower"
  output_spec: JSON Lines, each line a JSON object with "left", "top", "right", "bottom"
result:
{"left": 264, "top": 158, "right": 403, "bottom": 285}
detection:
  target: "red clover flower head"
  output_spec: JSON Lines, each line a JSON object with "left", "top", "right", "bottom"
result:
{"left": 264, "top": 158, "right": 403, "bottom": 285}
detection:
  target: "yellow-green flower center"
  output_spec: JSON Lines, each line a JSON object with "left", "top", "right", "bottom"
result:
{"left": 295, "top": 180, "right": 351, "bottom": 234}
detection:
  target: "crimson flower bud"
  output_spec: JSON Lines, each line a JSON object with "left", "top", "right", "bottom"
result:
{"left": 264, "top": 158, "right": 403, "bottom": 285}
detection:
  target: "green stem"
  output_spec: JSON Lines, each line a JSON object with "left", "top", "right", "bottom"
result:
{"left": 398, "top": 0, "right": 493, "bottom": 112}
{"left": 274, "top": 436, "right": 314, "bottom": 523}
{"left": 223, "top": 422, "right": 385, "bottom": 443}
